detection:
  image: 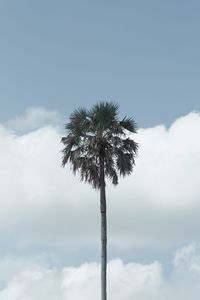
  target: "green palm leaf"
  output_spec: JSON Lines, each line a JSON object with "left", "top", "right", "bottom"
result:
{"left": 62, "top": 101, "right": 138, "bottom": 188}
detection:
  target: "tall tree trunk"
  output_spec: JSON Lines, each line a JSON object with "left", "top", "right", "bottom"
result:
{"left": 100, "top": 154, "right": 107, "bottom": 300}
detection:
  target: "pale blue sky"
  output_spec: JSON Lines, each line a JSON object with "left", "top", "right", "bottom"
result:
{"left": 0, "top": 0, "right": 200, "bottom": 127}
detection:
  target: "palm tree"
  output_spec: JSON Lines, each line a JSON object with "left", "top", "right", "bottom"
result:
{"left": 61, "top": 102, "right": 138, "bottom": 300}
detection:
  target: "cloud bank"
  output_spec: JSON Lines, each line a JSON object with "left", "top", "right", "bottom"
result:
{"left": 0, "top": 108, "right": 200, "bottom": 298}
{"left": 0, "top": 110, "right": 200, "bottom": 253}
{"left": 0, "top": 243, "right": 200, "bottom": 299}
{"left": 6, "top": 107, "right": 63, "bottom": 134}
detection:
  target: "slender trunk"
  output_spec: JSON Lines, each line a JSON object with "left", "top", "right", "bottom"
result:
{"left": 100, "top": 154, "right": 107, "bottom": 300}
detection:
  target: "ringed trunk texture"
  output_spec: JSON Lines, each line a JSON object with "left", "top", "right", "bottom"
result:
{"left": 100, "top": 154, "right": 107, "bottom": 300}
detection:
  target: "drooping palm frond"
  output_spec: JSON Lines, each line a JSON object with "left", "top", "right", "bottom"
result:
{"left": 61, "top": 102, "right": 138, "bottom": 189}
{"left": 120, "top": 116, "right": 137, "bottom": 133}
{"left": 65, "top": 107, "right": 89, "bottom": 136}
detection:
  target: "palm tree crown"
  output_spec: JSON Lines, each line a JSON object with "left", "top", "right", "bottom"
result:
{"left": 61, "top": 102, "right": 138, "bottom": 188}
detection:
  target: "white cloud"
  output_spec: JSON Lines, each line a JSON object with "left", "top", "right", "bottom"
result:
{"left": 133, "top": 111, "right": 200, "bottom": 208}
{"left": 0, "top": 110, "right": 200, "bottom": 252}
{"left": 0, "top": 243, "right": 200, "bottom": 299}
{"left": 6, "top": 107, "right": 63, "bottom": 134}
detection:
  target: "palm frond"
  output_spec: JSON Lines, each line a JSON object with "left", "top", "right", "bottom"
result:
{"left": 89, "top": 102, "right": 119, "bottom": 133}
{"left": 116, "top": 152, "right": 134, "bottom": 176}
{"left": 66, "top": 107, "right": 90, "bottom": 137}
{"left": 122, "top": 138, "right": 139, "bottom": 154}
{"left": 120, "top": 117, "right": 137, "bottom": 133}
{"left": 61, "top": 101, "right": 138, "bottom": 189}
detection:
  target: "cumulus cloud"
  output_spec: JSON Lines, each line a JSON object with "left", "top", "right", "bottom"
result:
{"left": 0, "top": 243, "right": 200, "bottom": 299}
{"left": 108, "top": 111, "right": 200, "bottom": 248}
{"left": 1, "top": 109, "right": 200, "bottom": 297}
{"left": 0, "top": 110, "right": 200, "bottom": 254}
{"left": 6, "top": 107, "right": 63, "bottom": 134}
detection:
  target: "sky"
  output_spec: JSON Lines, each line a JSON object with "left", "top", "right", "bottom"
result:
{"left": 0, "top": 1, "right": 200, "bottom": 299}
{"left": 0, "top": 0, "right": 200, "bottom": 127}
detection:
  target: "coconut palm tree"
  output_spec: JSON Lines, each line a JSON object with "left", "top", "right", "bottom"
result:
{"left": 61, "top": 102, "right": 138, "bottom": 300}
